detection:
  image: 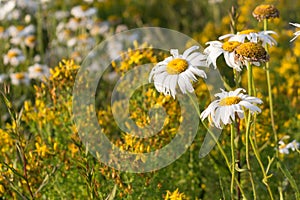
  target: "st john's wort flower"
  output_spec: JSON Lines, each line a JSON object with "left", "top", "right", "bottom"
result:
{"left": 149, "top": 46, "right": 207, "bottom": 99}
{"left": 219, "top": 29, "right": 277, "bottom": 47}
{"left": 200, "top": 88, "right": 263, "bottom": 129}
{"left": 234, "top": 42, "right": 269, "bottom": 67}
{"left": 252, "top": 4, "right": 279, "bottom": 22}
{"left": 289, "top": 22, "right": 300, "bottom": 42}
{"left": 204, "top": 41, "right": 242, "bottom": 71}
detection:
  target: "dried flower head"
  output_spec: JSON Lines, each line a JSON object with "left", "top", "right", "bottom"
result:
{"left": 235, "top": 42, "right": 269, "bottom": 66}
{"left": 252, "top": 4, "right": 279, "bottom": 21}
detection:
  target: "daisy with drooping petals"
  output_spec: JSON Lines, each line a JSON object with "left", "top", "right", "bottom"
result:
{"left": 219, "top": 29, "right": 277, "bottom": 47}
{"left": 204, "top": 41, "right": 242, "bottom": 71}
{"left": 149, "top": 46, "right": 207, "bottom": 99}
{"left": 234, "top": 42, "right": 269, "bottom": 67}
{"left": 289, "top": 22, "right": 300, "bottom": 42}
{"left": 200, "top": 88, "right": 263, "bottom": 129}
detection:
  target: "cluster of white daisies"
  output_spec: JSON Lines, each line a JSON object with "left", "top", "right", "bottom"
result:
{"left": 149, "top": 27, "right": 300, "bottom": 153}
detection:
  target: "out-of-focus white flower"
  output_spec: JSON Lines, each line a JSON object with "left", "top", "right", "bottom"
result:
{"left": 290, "top": 22, "right": 300, "bottom": 42}
{"left": 279, "top": 139, "right": 300, "bottom": 154}
{"left": 10, "top": 72, "right": 30, "bottom": 85}
{"left": 66, "top": 17, "right": 82, "bottom": 31}
{"left": 219, "top": 29, "right": 277, "bottom": 47}
{"left": 55, "top": 11, "right": 70, "bottom": 20}
{"left": 71, "top": 5, "right": 97, "bottom": 18}
{"left": 208, "top": 0, "right": 223, "bottom": 4}
{"left": 0, "top": 26, "right": 8, "bottom": 39}
{"left": 28, "top": 63, "right": 50, "bottom": 80}
{"left": 0, "top": 0, "right": 16, "bottom": 20}
{"left": 0, "top": 74, "right": 8, "bottom": 83}
{"left": 3, "top": 48, "right": 25, "bottom": 66}
{"left": 7, "top": 24, "right": 35, "bottom": 38}
{"left": 149, "top": 46, "right": 207, "bottom": 99}
{"left": 25, "top": 35, "right": 36, "bottom": 48}
{"left": 200, "top": 88, "right": 263, "bottom": 129}
{"left": 90, "top": 21, "right": 110, "bottom": 36}
{"left": 67, "top": 34, "right": 95, "bottom": 49}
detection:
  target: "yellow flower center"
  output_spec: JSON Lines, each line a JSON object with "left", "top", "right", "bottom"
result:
{"left": 0, "top": 26, "right": 4, "bottom": 33}
{"left": 15, "top": 73, "right": 25, "bottom": 80}
{"left": 34, "top": 67, "right": 43, "bottom": 72}
{"left": 17, "top": 25, "right": 24, "bottom": 31}
{"left": 166, "top": 58, "right": 189, "bottom": 75}
{"left": 219, "top": 96, "right": 241, "bottom": 106}
{"left": 235, "top": 42, "right": 269, "bottom": 62}
{"left": 252, "top": 4, "right": 279, "bottom": 21}
{"left": 222, "top": 41, "right": 242, "bottom": 52}
{"left": 238, "top": 29, "right": 258, "bottom": 35}
{"left": 26, "top": 35, "right": 36, "bottom": 43}
{"left": 80, "top": 5, "right": 89, "bottom": 11}
{"left": 7, "top": 51, "right": 18, "bottom": 58}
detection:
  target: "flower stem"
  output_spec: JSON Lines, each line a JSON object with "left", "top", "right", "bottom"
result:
{"left": 263, "top": 19, "right": 278, "bottom": 148}
{"left": 245, "top": 112, "right": 257, "bottom": 199}
{"left": 247, "top": 62, "right": 253, "bottom": 96}
{"left": 249, "top": 131, "right": 274, "bottom": 200}
{"left": 230, "top": 123, "right": 235, "bottom": 199}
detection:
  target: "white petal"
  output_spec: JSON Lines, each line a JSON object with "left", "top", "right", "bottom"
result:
{"left": 183, "top": 46, "right": 199, "bottom": 58}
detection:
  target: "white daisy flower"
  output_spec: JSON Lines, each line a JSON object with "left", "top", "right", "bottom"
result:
{"left": 200, "top": 88, "right": 263, "bottom": 129}
{"left": 204, "top": 41, "right": 242, "bottom": 71}
{"left": 3, "top": 48, "right": 25, "bottom": 66}
{"left": 28, "top": 63, "right": 50, "bottom": 80}
{"left": 279, "top": 139, "right": 300, "bottom": 154}
{"left": 219, "top": 29, "right": 277, "bottom": 47}
{"left": 71, "top": 5, "right": 97, "bottom": 19}
{"left": 149, "top": 46, "right": 207, "bottom": 99}
{"left": 290, "top": 22, "right": 300, "bottom": 42}
{"left": 10, "top": 72, "right": 30, "bottom": 85}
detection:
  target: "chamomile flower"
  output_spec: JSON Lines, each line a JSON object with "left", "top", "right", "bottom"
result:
{"left": 149, "top": 46, "right": 207, "bottom": 99}
{"left": 252, "top": 4, "right": 279, "bottom": 22}
{"left": 10, "top": 72, "right": 30, "bottom": 85}
{"left": 234, "top": 42, "right": 269, "bottom": 67}
{"left": 204, "top": 41, "right": 242, "bottom": 71}
{"left": 200, "top": 88, "right": 263, "bottom": 129}
{"left": 219, "top": 29, "right": 277, "bottom": 47}
{"left": 28, "top": 63, "right": 50, "bottom": 80}
{"left": 289, "top": 22, "right": 300, "bottom": 42}
{"left": 3, "top": 48, "right": 25, "bottom": 66}
{"left": 278, "top": 139, "right": 300, "bottom": 154}
{"left": 71, "top": 5, "right": 97, "bottom": 19}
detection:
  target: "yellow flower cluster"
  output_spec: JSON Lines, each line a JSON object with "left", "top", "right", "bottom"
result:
{"left": 164, "top": 188, "right": 188, "bottom": 200}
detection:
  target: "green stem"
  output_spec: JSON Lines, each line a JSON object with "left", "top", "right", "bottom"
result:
{"left": 230, "top": 123, "right": 235, "bottom": 199}
{"left": 263, "top": 19, "right": 278, "bottom": 148}
{"left": 245, "top": 112, "right": 257, "bottom": 199}
{"left": 247, "top": 63, "right": 253, "bottom": 96}
{"left": 249, "top": 132, "right": 274, "bottom": 200}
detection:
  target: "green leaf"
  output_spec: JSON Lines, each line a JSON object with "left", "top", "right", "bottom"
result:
{"left": 278, "top": 160, "right": 300, "bottom": 199}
